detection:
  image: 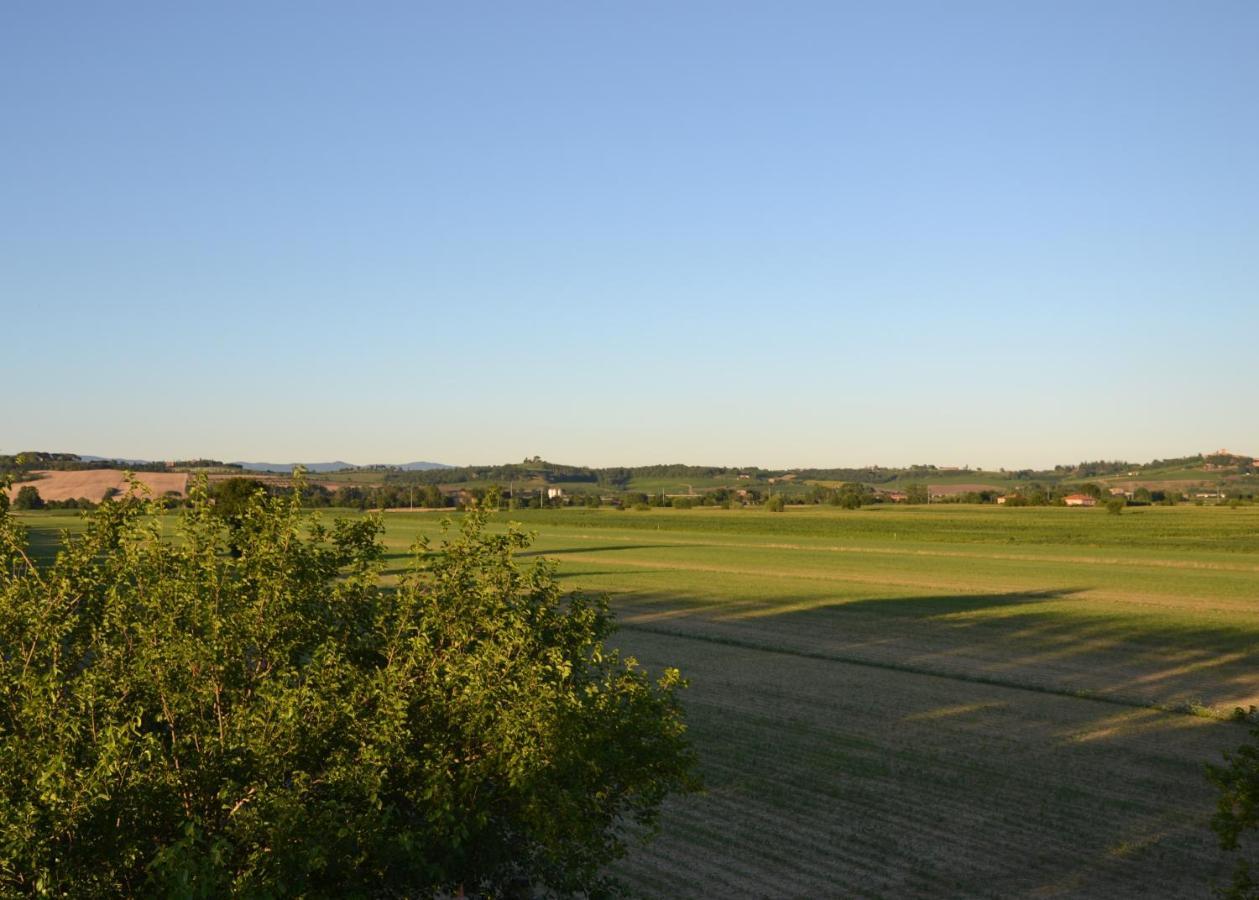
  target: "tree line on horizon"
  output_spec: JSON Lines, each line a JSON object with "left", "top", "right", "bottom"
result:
{"left": 7, "top": 475, "right": 1257, "bottom": 517}
{"left": 7, "top": 451, "right": 1257, "bottom": 486}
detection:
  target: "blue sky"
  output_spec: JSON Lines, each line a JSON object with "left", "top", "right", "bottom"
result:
{"left": 3, "top": 1, "right": 1256, "bottom": 468}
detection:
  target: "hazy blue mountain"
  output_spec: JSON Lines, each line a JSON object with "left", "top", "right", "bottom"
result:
{"left": 399, "top": 461, "right": 452, "bottom": 470}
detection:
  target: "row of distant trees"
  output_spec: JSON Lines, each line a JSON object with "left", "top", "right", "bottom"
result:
{"left": 7, "top": 451, "right": 1255, "bottom": 496}
{"left": 7, "top": 476, "right": 1254, "bottom": 516}
{"left": 0, "top": 452, "right": 240, "bottom": 476}
{"left": 383, "top": 461, "right": 971, "bottom": 491}
{"left": 4, "top": 485, "right": 136, "bottom": 512}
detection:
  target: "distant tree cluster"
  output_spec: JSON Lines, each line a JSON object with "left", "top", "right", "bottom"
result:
{"left": 795, "top": 467, "right": 899, "bottom": 485}
{"left": 326, "top": 483, "right": 448, "bottom": 510}
{"left": 0, "top": 453, "right": 243, "bottom": 478}
{"left": 384, "top": 459, "right": 600, "bottom": 488}
{"left": 805, "top": 483, "right": 878, "bottom": 508}
{"left": 205, "top": 478, "right": 456, "bottom": 514}
{"left": 926, "top": 490, "right": 1002, "bottom": 505}
{"left": 1054, "top": 460, "right": 1133, "bottom": 477}
{"left": 1147, "top": 454, "right": 1206, "bottom": 469}
{"left": 3, "top": 484, "right": 190, "bottom": 513}
{"left": 905, "top": 484, "right": 931, "bottom": 505}
{"left": 0, "top": 452, "right": 82, "bottom": 476}
{"left": 1206, "top": 453, "right": 1256, "bottom": 470}
{"left": 381, "top": 460, "right": 906, "bottom": 493}
{"left": 12, "top": 486, "right": 44, "bottom": 511}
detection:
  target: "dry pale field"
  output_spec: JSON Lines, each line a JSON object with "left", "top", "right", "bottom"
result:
{"left": 5, "top": 469, "right": 188, "bottom": 503}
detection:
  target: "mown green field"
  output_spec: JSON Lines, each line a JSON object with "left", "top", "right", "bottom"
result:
{"left": 15, "top": 503, "right": 1259, "bottom": 896}
{"left": 384, "top": 504, "right": 1257, "bottom": 895}
{"left": 359, "top": 504, "right": 1259, "bottom": 711}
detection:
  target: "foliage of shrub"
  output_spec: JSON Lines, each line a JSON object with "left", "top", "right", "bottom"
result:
{"left": 0, "top": 477, "right": 696, "bottom": 895}
{"left": 1209, "top": 711, "right": 1259, "bottom": 899}
{"left": 11, "top": 486, "right": 43, "bottom": 511}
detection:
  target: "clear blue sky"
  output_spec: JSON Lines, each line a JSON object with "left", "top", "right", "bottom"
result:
{"left": 3, "top": 1, "right": 1256, "bottom": 468}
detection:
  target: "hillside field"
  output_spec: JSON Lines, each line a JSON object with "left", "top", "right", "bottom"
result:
{"left": 13, "top": 503, "right": 1258, "bottom": 895}
{"left": 3, "top": 469, "right": 189, "bottom": 503}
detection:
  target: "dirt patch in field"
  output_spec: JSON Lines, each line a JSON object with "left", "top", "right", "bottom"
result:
{"left": 4, "top": 470, "right": 189, "bottom": 503}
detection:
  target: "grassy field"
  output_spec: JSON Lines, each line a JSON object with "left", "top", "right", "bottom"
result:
{"left": 14, "top": 503, "right": 1258, "bottom": 895}
{"left": 357, "top": 504, "right": 1259, "bottom": 713}
{"left": 385, "top": 504, "right": 1255, "bottom": 896}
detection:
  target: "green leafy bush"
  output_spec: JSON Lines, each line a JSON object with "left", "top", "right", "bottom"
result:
{"left": 11, "top": 485, "right": 42, "bottom": 511}
{"left": 0, "top": 477, "right": 696, "bottom": 896}
{"left": 1209, "top": 714, "right": 1259, "bottom": 899}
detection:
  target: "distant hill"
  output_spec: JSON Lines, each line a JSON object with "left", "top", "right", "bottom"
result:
{"left": 6, "top": 451, "right": 1249, "bottom": 494}
{"left": 232, "top": 461, "right": 357, "bottom": 474}
{"left": 232, "top": 461, "right": 452, "bottom": 474}
{"left": 369, "top": 453, "right": 1257, "bottom": 502}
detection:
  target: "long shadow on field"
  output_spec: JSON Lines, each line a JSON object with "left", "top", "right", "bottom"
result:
{"left": 795, "top": 586, "right": 1086, "bottom": 618}
{"left": 519, "top": 544, "right": 675, "bottom": 557}
{"left": 18, "top": 521, "right": 72, "bottom": 565}
{"left": 611, "top": 623, "right": 1242, "bottom": 899}
{"left": 607, "top": 586, "right": 1085, "bottom": 623}
{"left": 608, "top": 586, "right": 1259, "bottom": 711}
{"left": 554, "top": 570, "right": 649, "bottom": 581}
